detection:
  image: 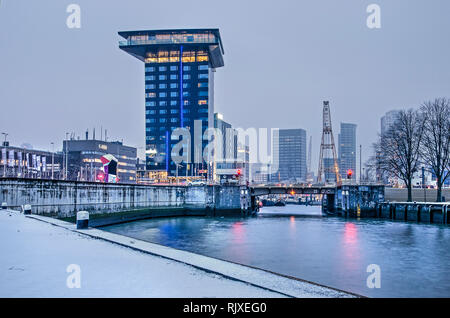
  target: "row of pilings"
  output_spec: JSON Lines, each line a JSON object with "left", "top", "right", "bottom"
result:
{"left": 375, "top": 202, "right": 449, "bottom": 225}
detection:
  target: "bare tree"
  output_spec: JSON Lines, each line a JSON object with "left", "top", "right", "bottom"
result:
{"left": 420, "top": 98, "right": 450, "bottom": 202}
{"left": 374, "top": 109, "right": 425, "bottom": 201}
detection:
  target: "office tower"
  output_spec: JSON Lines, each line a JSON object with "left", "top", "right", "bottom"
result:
{"left": 119, "top": 29, "right": 225, "bottom": 177}
{"left": 214, "top": 113, "right": 237, "bottom": 169}
{"left": 338, "top": 123, "right": 357, "bottom": 180}
{"left": 381, "top": 110, "right": 400, "bottom": 136}
{"left": 272, "top": 129, "right": 307, "bottom": 183}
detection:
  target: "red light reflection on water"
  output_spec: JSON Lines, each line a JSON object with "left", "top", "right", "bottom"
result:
{"left": 344, "top": 222, "right": 358, "bottom": 245}
{"left": 342, "top": 222, "right": 361, "bottom": 270}
{"left": 232, "top": 222, "right": 245, "bottom": 244}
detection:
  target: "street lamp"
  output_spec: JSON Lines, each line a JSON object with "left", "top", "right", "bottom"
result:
{"left": 51, "top": 142, "right": 54, "bottom": 180}
{"left": 2, "top": 132, "right": 8, "bottom": 177}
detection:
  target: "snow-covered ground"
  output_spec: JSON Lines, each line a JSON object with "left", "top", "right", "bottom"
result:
{"left": 0, "top": 210, "right": 354, "bottom": 298}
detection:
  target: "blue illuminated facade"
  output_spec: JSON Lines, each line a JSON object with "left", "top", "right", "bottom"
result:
{"left": 119, "top": 29, "right": 225, "bottom": 176}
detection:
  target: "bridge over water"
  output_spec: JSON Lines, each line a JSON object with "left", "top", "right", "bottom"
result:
{"left": 250, "top": 185, "right": 336, "bottom": 196}
{"left": 249, "top": 184, "right": 385, "bottom": 216}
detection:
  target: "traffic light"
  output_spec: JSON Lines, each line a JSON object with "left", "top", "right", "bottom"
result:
{"left": 346, "top": 169, "right": 353, "bottom": 179}
{"left": 237, "top": 169, "right": 242, "bottom": 177}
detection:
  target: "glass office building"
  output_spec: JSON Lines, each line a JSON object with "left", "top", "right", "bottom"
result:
{"left": 271, "top": 129, "right": 307, "bottom": 183}
{"left": 338, "top": 123, "right": 357, "bottom": 180}
{"left": 119, "top": 29, "right": 225, "bottom": 176}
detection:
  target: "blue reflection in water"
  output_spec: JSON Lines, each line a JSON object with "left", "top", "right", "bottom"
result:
{"left": 103, "top": 205, "right": 450, "bottom": 297}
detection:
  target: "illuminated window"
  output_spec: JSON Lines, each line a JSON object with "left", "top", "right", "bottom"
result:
{"left": 145, "top": 52, "right": 157, "bottom": 63}
{"left": 159, "top": 75, "right": 167, "bottom": 80}
{"left": 145, "top": 67, "right": 155, "bottom": 72}
{"left": 183, "top": 74, "right": 191, "bottom": 80}
{"left": 146, "top": 101, "right": 156, "bottom": 107}
{"left": 184, "top": 100, "right": 190, "bottom": 106}
{"left": 183, "top": 83, "right": 190, "bottom": 89}
{"left": 198, "top": 91, "right": 208, "bottom": 97}
{"left": 170, "top": 92, "right": 178, "bottom": 97}
{"left": 159, "top": 66, "right": 167, "bottom": 72}
{"left": 198, "top": 82, "right": 208, "bottom": 88}
{"left": 197, "top": 51, "right": 209, "bottom": 62}
{"left": 183, "top": 65, "right": 191, "bottom": 71}
{"left": 159, "top": 101, "right": 167, "bottom": 106}
{"left": 145, "top": 84, "right": 155, "bottom": 90}
{"left": 183, "top": 91, "right": 189, "bottom": 97}
{"left": 198, "top": 65, "right": 208, "bottom": 71}
{"left": 170, "top": 51, "right": 180, "bottom": 63}
{"left": 159, "top": 92, "right": 167, "bottom": 98}
{"left": 198, "top": 100, "right": 208, "bottom": 105}
{"left": 170, "top": 100, "right": 177, "bottom": 106}
{"left": 170, "top": 65, "right": 178, "bottom": 71}
{"left": 198, "top": 73, "right": 208, "bottom": 79}
{"left": 146, "top": 92, "right": 156, "bottom": 98}
{"left": 170, "top": 83, "right": 178, "bottom": 89}
{"left": 159, "top": 83, "right": 167, "bottom": 89}
{"left": 158, "top": 51, "right": 169, "bottom": 63}
{"left": 145, "top": 75, "right": 156, "bottom": 81}
{"left": 182, "top": 51, "right": 196, "bottom": 63}
{"left": 170, "top": 74, "right": 178, "bottom": 80}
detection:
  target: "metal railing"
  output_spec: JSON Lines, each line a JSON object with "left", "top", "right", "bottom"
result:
{"left": 119, "top": 38, "right": 218, "bottom": 46}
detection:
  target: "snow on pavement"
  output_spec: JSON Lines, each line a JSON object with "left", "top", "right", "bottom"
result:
{"left": 0, "top": 210, "right": 283, "bottom": 298}
{"left": 0, "top": 210, "right": 355, "bottom": 298}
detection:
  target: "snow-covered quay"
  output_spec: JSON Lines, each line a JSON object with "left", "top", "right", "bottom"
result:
{"left": 0, "top": 210, "right": 355, "bottom": 298}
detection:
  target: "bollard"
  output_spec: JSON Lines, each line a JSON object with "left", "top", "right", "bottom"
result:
{"left": 1, "top": 202, "right": 7, "bottom": 210}
{"left": 23, "top": 204, "right": 32, "bottom": 215}
{"left": 76, "top": 211, "right": 89, "bottom": 229}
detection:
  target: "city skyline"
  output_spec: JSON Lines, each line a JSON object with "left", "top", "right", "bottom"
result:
{"left": 1, "top": 1, "right": 449, "bottom": 173}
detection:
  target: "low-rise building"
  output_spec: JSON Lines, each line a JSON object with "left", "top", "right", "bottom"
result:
{"left": 64, "top": 138, "right": 137, "bottom": 183}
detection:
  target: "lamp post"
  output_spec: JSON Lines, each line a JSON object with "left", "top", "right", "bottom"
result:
{"left": 65, "top": 133, "right": 69, "bottom": 180}
{"left": 51, "top": 142, "right": 54, "bottom": 180}
{"left": 2, "top": 132, "right": 8, "bottom": 177}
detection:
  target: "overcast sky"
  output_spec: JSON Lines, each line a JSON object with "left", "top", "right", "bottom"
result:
{"left": 0, "top": 0, "right": 449, "bottom": 172}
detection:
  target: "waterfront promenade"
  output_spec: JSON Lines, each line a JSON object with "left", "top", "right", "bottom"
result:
{"left": 0, "top": 210, "right": 354, "bottom": 298}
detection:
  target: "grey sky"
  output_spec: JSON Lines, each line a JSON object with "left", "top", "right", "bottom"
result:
{"left": 0, "top": 0, "right": 449, "bottom": 173}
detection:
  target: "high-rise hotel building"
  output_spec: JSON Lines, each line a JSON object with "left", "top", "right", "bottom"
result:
{"left": 119, "top": 29, "right": 225, "bottom": 176}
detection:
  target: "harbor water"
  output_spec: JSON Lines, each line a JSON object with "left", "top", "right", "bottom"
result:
{"left": 102, "top": 205, "right": 450, "bottom": 297}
